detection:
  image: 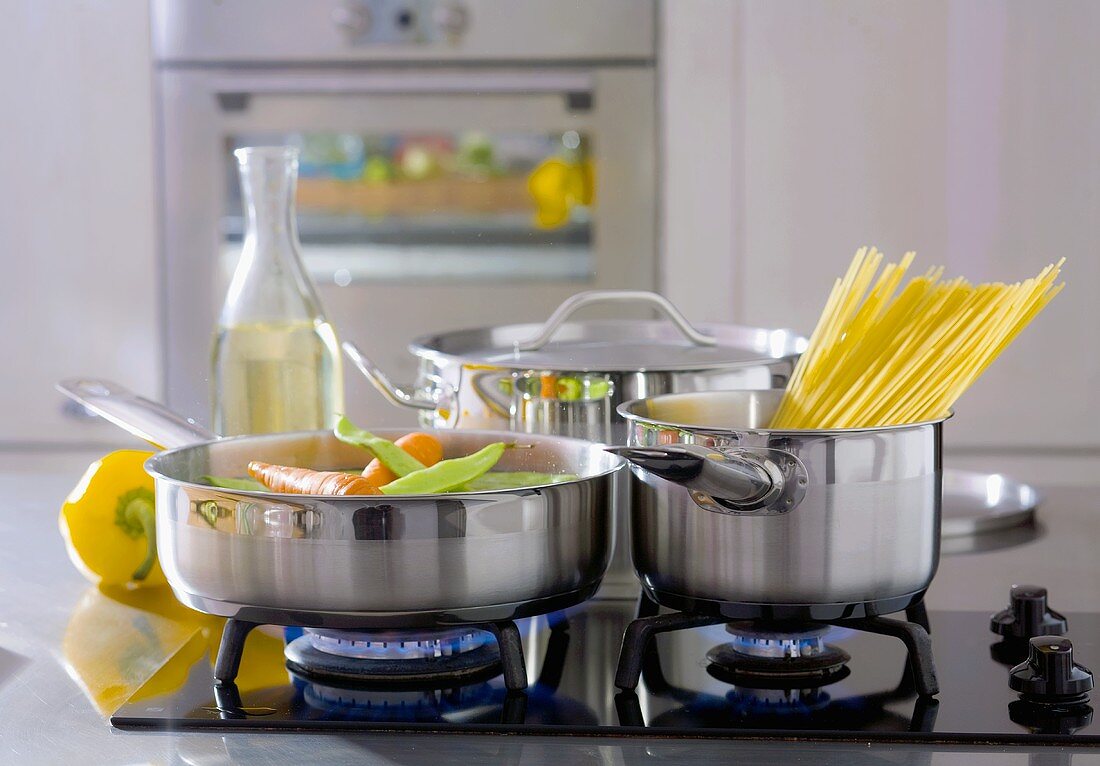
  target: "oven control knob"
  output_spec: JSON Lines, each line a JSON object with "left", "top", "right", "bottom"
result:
{"left": 991, "top": 584, "right": 1068, "bottom": 639}
{"left": 433, "top": 2, "right": 469, "bottom": 37}
{"left": 1009, "top": 636, "right": 1094, "bottom": 704}
{"left": 332, "top": 3, "right": 372, "bottom": 38}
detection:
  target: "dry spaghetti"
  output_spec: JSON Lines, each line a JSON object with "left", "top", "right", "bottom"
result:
{"left": 770, "top": 247, "right": 1064, "bottom": 429}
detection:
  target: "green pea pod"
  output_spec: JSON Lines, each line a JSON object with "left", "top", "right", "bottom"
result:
{"left": 379, "top": 443, "right": 506, "bottom": 495}
{"left": 334, "top": 416, "right": 426, "bottom": 477}
{"left": 199, "top": 475, "right": 267, "bottom": 491}
{"left": 459, "top": 471, "right": 578, "bottom": 491}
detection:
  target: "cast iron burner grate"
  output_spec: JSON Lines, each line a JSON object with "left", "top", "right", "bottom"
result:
{"left": 614, "top": 592, "right": 939, "bottom": 698}
{"left": 213, "top": 617, "right": 529, "bottom": 692}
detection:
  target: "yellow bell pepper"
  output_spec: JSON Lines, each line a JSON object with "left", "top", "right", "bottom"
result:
{"left": 59, "top": 450, "right": 167, "bottom": 588}
{"left": 526, "top": 157, "right": 595, "bottom": 229}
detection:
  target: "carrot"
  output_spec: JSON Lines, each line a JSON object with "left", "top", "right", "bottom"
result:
{"left": 540, "top": 374, "right": 557, "bottom": 399}
{"left": 361, "top": 432, "right": 444, "bottom": 485}
{"left": 248, "top": 461, "right": 381, "bottom": 495}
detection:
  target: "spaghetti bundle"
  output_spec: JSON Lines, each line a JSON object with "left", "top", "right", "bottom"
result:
{"left": 770, "top": 247, "right": 1064, "bottom": 429}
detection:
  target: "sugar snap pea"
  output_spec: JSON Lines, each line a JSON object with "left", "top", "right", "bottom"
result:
{"left": 379, "top": 443, "right": 505, "bottom": 495}
{"left": 458, "top": 471, "right": 579, "bottom": 491}
{"left": 199, "top": 475, "right": 267, "bottom": 491}
{"left": 334, "top": 417, "right": 425, "bottom": 477}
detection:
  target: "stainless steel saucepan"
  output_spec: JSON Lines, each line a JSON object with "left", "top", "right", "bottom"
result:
{"left": 612, "top": 389, "right": 945, "bottom": 620}
{"left": 346, "top": 290, "right": 805, "bottom": 442}
{"left": 57, "top": 379, "right": 623, "bottom": 629}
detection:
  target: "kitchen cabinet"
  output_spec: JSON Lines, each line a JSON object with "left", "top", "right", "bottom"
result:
{"left": 661, "top": 0, "right": 1100, "bottom": 450}
{"left": 0, "top": 1, "right": 160, "bottom": 446}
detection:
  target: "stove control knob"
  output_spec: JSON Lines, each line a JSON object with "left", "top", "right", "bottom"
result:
{"left": 991, "top": 584, "right": 1068, "bottom": 639}
{"left": 433, "top": 2, "right": 469, "bottom": 37}
{"left": 1009, "top": 636, "right": 1094, "bottom": 704}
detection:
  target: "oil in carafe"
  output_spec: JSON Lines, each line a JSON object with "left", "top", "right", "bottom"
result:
{"left": 211, "top": 146, "right": 344, "bottom": 435}
{"left": 212, "top": 319, "right": 341, "bottom": 435}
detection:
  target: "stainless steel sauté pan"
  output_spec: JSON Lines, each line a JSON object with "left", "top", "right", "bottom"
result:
{"left": 57, "top": 379, "right": 623, "bottom": 628}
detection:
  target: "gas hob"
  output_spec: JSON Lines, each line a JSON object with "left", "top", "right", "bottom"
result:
{"left": 113, "top": 586, "right": 1100, "bottom": 745}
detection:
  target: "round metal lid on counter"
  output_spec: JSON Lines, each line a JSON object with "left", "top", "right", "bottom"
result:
{"left": 942, "top": 469, "right": 1041, "bottom": 537}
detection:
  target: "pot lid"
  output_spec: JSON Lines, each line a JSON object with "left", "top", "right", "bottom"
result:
{"left": 410, "top": 319, "right": 806, "bottom": 372}
{"left": 941, "top": 469, "right": 1040, "bottom": 537}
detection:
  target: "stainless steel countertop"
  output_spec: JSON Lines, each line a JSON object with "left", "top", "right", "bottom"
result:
{"left": 3, "top": 450, "right": 1100, "bottom": 764}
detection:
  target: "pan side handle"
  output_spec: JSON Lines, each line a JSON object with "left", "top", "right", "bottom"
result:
{"left": 56, "top": 379, "right": 217, "bottom": 449}
{"left": 608, "top": 444, "right": 807, "bottom": 516}
{"left": 342, "top": 341, "right": 436, "bottom": 412}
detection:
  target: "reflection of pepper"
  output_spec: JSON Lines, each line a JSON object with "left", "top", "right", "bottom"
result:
{"left": 59, "top": 450, "right": 167, "bottom": 588}
{"left": 63, "top": 585, "right": 287, "bottom": 717}
{"left": 62, "top": 586, "right": 204, "bottom": 715}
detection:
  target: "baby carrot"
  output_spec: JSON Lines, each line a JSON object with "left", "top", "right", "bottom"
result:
{"left": 362, "top": 432, "right": 444, "bottom": 485}
{"left": 248, "top": 462, "right": 381, "bottom": 495}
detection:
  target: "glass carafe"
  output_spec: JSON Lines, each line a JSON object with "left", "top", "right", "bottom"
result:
{"left": 211, "top": 146, "right": 344, "bottom": 435}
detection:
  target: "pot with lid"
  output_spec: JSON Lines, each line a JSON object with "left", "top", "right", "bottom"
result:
{"left": 613, "top": 389, "right": 944, "bottom": 619}
{"left": 345, "top": 290, "right": 806, "bottom": 598}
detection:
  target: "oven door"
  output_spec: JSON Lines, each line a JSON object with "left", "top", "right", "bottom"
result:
{"left": 159, "top": 67, "right": 656, "bottom": 425}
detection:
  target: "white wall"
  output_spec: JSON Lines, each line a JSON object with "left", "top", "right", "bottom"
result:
{"left": 0, "top": 1, "right": 159, "bottom": 446}
{"left": 662, "top": 0, "right": 1100, "bottom": 451}
{"left": 659, "top": 0, "right": 741, "bottom": 325}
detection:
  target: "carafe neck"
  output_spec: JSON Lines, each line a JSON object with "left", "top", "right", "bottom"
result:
{"left": 222, "top": 146, "right": 323, "bottom": 325}
{"left": 237, "top": 146, "right": 302, "bottom": 267}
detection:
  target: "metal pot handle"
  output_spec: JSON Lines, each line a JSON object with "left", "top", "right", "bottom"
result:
{"left": 342, "top": 341, "right": 435, "bottom": 412}
{"left": 607, "top": 444, "right": 806, "bottom": 516}
{"left": 56, "top": 379, "right": 217, "bottom": 449}
{"left": 516, "top": 290, "right": 716, "bottom": 352}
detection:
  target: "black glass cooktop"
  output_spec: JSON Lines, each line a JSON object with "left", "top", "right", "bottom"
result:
{"left": 112, "top": 600, "right": 1100, "bottom": 744}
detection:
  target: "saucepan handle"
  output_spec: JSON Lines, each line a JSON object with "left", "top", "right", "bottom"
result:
{"left": 56, "top": 379, "right": 218, "bottom": 450}
{"left": 342, "top": 341, "right": 437, "bottom": 412}
{"left": 516, "top": 290, "right": 716, "bottom": 352}
{"left": 606, "top": 444, "right": 807, "bottom": 516}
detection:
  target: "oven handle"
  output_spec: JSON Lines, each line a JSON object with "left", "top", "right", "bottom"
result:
{"left": 213, "top": 70, "right": 593, "bottom": 109}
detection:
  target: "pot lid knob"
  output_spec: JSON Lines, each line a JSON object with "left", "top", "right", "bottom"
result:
{"left": 1009, "top": 636, "right": 1094, "bottom": 704}
{"left": 991, "top": 584, "right": 1068, "bottom": 639}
